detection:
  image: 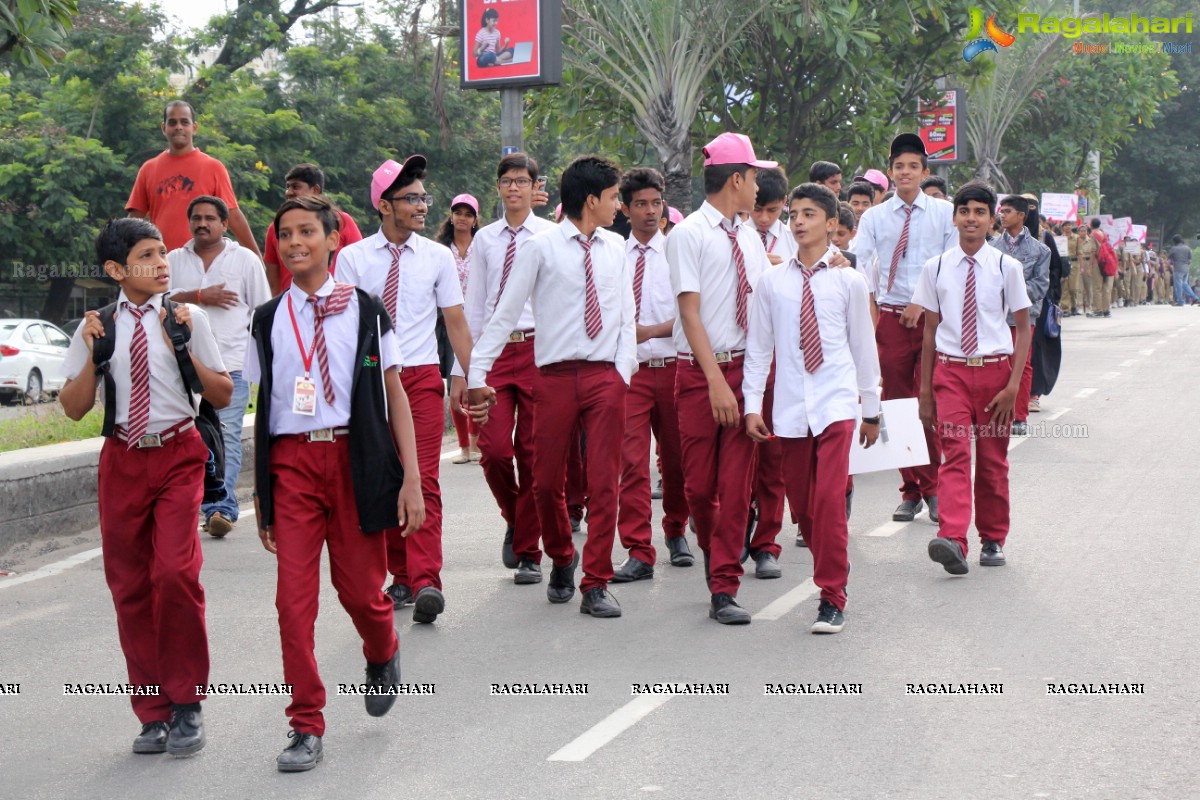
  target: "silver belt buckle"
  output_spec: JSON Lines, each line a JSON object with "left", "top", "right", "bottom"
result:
{"left": 648, "top": 357, "right": 666, "bottom": 368}
{"left": 966, "top": 357, "right": 984, "bottom": 367}
{"left": 308, "top": 428, "right": 334, "bottom": 442}
{"left": 714, "top": 351, "right": 731, "bottom": 364}
{"left": 136, "top": 433, "right": 162, "bottom": 448}
{"left": 508, "top": 331, "right": 526, "bottom": 343}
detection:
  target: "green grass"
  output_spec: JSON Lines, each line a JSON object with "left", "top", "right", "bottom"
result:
{"left": 0, "top": 405, "right": 104, "bottom": 452}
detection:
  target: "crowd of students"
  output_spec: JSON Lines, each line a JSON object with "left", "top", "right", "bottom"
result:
{"left": 61, "top": 99, "right": 1143, "bottom": 771}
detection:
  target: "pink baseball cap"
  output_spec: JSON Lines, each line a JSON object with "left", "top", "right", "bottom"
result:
{"left": 554, "top": 202, "right": 563, "bottom": 221}
{"left": 371, "top": 155, "right": 427, "bottom": 209}
{"left": 852, "top": 169, "right": 890, "bottom": 194}
{"left": 667, "top": 207, "right": 684, "bottom": 225}
{"left": 702, "top": 133, "right": 777, "bottom": 169}
{"left": 450, "top": 193, "right": 479, "bottom": 215}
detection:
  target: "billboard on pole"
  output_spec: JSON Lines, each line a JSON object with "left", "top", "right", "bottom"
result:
{"left": 461, "top": 0, "right": 562, "bottom": 89}
{"left": 917, "top": 90, "right": 964, "bottom": 164}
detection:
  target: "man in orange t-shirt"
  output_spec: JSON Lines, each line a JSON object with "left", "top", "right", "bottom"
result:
{"left": 126, "top": 101, "right": 263, "bottom": 259}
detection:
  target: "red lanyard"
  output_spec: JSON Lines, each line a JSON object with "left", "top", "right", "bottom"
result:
{"left": 286, "top": 294, "right": 317, "bottom": 378}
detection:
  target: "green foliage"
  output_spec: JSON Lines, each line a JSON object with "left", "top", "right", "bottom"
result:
{"left": 0, "top": 0, "right": 78, "bottom": 68}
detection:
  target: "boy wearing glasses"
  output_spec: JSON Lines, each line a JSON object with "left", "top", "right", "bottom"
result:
{"left": 337, "top": 156, "right": 475, "bottom": 624}
{"left": 458, "top": 154, "right": 556, "bottom": 584}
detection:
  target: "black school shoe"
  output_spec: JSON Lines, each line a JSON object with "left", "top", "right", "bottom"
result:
{"left": 926, "top": 496, "right": 939, "bottom": 524}
{"left": 363, "top": 645, "right": 400, "bottom": 717}
{"left": 514, "top": 559, "right": 543, "bottom": 584}
{"left": 753, "top": 552, "right": 782, "bottom": 579}
{"left": 412, "top": 586, "right": 445, "bottom": 624}
{"left": 928, "top": 537, "right": 969, "bottom": 575}
{"left": 385, "top": 583, "right": 413, "bottom": 609}
{"left": 980, "top": 540, "right": 1006, "bottom": 566}
{"left": 132, "top": 721, "right": 169, "bottom": 754}
{"left": 893, "top": 498, "right": 925, "bottom": 522}
{"left": 811, "top": 599, "right": 845, "bottom": 634}
{"left": 502, "top": 525, "right": 518, "bottom": 569}
{"left": 667, "top": 536, "right": 694, "bottom": 567}
{"left": 277, "top": 730, "right": 323, "bottom": 772}
{"left": 547, "top": 552, "right": 579, "bottom": 604}
{"left": 610, "top": 556, "right": 654, "bottom": 583}
{"left": 709, "top": 593, "right": 751, "bottom": 625}
{"left": 166, "top": 703, "right": 205, "bottom": 756}
{"left": 579, "top": 587, "right": 622, "bottom": 618}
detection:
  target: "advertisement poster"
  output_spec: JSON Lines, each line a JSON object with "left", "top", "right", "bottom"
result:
{"left": 1040, "top": 192, "right": 1078, "bottom": 223}
{"left": 1129, "top": 224, "right": 1148, "bottom": 243}
{"left": 461, "top": 0, "right": 561, "bottom": 88}
{"left": 917, "top": 90, "right": 962, "bottom": 164}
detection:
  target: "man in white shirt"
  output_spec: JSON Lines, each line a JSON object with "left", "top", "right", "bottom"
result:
{"left": 852, "top": 133, "right": 958, "bottom": 524}
{"left": 745, "top": 182, "right": 881, "bottom": 634}
{"left": 612, "top": 167, "right": 693, "bottom": 583}
{"left": 744, "top": 166, "right": 795, "bottom": 578}
{"left": 460, "top": 153, "right": 557, "bottom": 580}
{"left": 336, "top": 155, "right": 475, "bottom": 624}
{"left": 168, "top": 195, "right": 270, "bottom": 538}
{"left": 468, "top": 156, "right": 637, "bottom": 618}
{"left": 666, "top": 132, "right": 774, "bottom": 625}
{"left": 912, "top": 180, "right": 1031, "bottom": 575}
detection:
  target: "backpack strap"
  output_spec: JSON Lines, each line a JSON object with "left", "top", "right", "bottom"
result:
{"left": 162, "top": 297, "right": 205, "bottom": 399}
{"left": 91, "top": 303, "right": 119, "bottom": 437}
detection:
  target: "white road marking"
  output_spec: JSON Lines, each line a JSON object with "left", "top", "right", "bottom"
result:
{"left": 1155, "top": 339, "right": 1167, "bottom": 345}
{"left": 547, "top": 694, "right": 673, "bottom": 762}
{"left": 1074, "top": 388, "right": 1097, "bottom": 398}
{"left": 1100, "top": 372, "right": 1120, "bottom": 381}
{"left": 1046, "top": 407, "right": 1071, "bottom": 421}
{"left": 865, "top": 507, "right": 930, "bottom": 538}
{"left": 0, "top": 548, "right": 103, "bottom": 591}
{"left": 1119, "top": 359, "right": 1136, "bottom": 367}
{"left": 1140, "top": 349, "right": 1156, "bottom": 356}
{"left": 753, "top": 578, "right": 818, "bottom": 621}
{"left": 1008, "top": 436, "right": 1028, "bottom": 452}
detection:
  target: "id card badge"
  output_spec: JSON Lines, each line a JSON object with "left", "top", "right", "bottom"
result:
{"left": 293, "top": 376, "right": 317, "bottom": 416}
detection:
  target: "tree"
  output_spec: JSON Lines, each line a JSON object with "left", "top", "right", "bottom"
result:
{"left": 0, "top": 0, "right": 78, "bottom": 67}
{"left": 560, "top": 0, "right": 773, "bottom": 211}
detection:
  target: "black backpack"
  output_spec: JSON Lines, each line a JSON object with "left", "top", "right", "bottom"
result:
{"left": 92, "top": 298, "right": 227, "bottom": 504}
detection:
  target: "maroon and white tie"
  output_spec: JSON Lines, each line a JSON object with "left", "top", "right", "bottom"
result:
{"left": 576, "top": 235, "right": 603, "bottom": 339}
{"left": 497, "top": 226, "right": 523, "bottom": 301}
{"left": 799, "top": 262, "right": 826, "bottom": 373}
{"left": 383, "top": 243, "right": 407, "bottom": 322}
{"left": 760, "top": 229, "right": 770, "bottom": 252}
{"left": 723, "top": 224, "right": 751, "bottom": 331}
{"left": 124, "top": 302, "right": 150, "bottom": 446}
{"left": 308, "top": 283, "right": 355, "bottom": 404}
{"left": 632, "top": 244, "right": 648, "bottom": 320}
{"left": 888, "top": 205, "right": 914, "bottom": 292}
{"left": 962, "top": 255, "right": 979, "bottom": 356}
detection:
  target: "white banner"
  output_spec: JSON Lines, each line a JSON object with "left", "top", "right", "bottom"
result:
{"left": 1040, "top": 192, "right": 1078, "bottom": 222}
{"left": 1129, "top": 224, "right": 1148, "bottom": 243}
{"left": 849, "top": 398, "right": 931, "bottom": 476}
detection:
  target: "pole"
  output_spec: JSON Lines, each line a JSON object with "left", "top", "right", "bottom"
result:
{"left": 500, "top": 88, "right": 524, "bottom": 155}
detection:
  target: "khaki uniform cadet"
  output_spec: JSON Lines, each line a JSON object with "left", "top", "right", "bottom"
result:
{"left": 1076, "top": 228, "right": 1099, "bottom": 313}
{"left": 1064, "top": 230, "right": 1081, "bottom": 315}
{"left": 1130, "top": 243, "right": 1146, "bottom": 305}
{"left": 1113, "top": 241, "right": 1129, "bottom": 307}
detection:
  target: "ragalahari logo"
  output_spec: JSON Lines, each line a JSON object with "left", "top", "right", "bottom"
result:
{"left": 963, "top": 8, "right": 1016, "bottom": 62}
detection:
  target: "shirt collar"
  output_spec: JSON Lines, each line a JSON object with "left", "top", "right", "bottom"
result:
{"left": 181, "top": 237, "right": 236, "bottom": 256}
{"left": 626, "top": 230, "right": 665, "bottom": 254}
{"left": 117, "top": 290, "right": 165, "bottom": 311}
{"left": 502, "top": 210, "right": 538, "bottom": 232}
{"left": 699, "top": 201, "right": 742, "bottom": 230}
{"left": 287, "top": 275, "right": 335, "bottom": 305}
{"left": 792, "top": 245, "right": 839, "bottom": 272}
{"left": 889, "top": 191, "right": 928, "bottom": 215}
{"left": 372, "top": 228, "right": 421, "bottom": 252}
{"left": 558, "top": 218, "right": 594, "bottom": 243}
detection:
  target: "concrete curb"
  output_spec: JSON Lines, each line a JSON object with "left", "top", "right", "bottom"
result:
{"left": 0, "top": 414, "right": 256, "bottom": 561}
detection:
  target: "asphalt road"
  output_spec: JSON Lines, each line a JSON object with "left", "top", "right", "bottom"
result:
{"left": 1, "top": 304, "right": 1198, "bottom": 799}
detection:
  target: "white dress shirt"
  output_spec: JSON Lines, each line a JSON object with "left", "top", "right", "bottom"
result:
{"left": 744, "top": 247, "right": 881, "bottom": 437}
{"left": 468, "top": 219, "right": 638, "bottom": 388}
{"left": 627, "top": 231, "right": 676, "bottom": 362}
{"left": 335, "top": 229, "right": 463, "bottom": 367}
{"left": 168, "top": 237, "right": 270, "bottom": 373}
{"left": 464, "top": 211, "right": 557, "bottom": 337}
{"left": 62, "top": 291, "right": 226, "bottom": 432}
{"left": 666, "top": 201, "right": 771, "bottom": 354}
{"left": 244, "top": 277, "right": 403, "bottom": 434}
{"left": 757, "top": 217, "right": 798, "bottom": 262}
{"left": 911, "top": 244, "right": 1032, "bottom": 358}
{"left": 852, "top": 192, "right": 958, "bottom": 306}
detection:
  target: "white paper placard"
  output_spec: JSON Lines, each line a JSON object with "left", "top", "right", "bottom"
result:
{"left": 849, "top": 397, "right": 932, "bottom": 476}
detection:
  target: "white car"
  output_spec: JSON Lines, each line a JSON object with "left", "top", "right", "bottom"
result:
{"left": 0, "top": 319, "right": 72, "bottom": 404}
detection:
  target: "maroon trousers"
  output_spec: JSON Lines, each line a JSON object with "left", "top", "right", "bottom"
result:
{"left": 270, "top": 437, "right": 398, "bottom": 737}
{"left": 567, "top": 429, "right": 588, "bottom": 522}
{"left": 98, "top": 427, "right": 210, "bottom": 723}
{"left": 749, "top": 374, "right": 785, "bottom": 558}
{"left": 1009, "top": 325, "right": 1035, "bottom": 422}
{"left": 932, "top": 358, "right": 1013, "bottom": 556}
{"left": 675, "top": 358, "right": 756, "bottom": 596}
{"left": 876, "top": 309, "right": 941, "bottom": 502}
{"left": 477, "top": 339, "right": 542, "bottom": 561}
{"left": 782, "top": 421, "right": 854, "bottom": 610}
{"left": 532, "top": 361, "right": 627, "bottom": 591}
{"left": 617, "top": 361, "right": 688, "bottom": 564}
{"left": 387, "top": 364, "right": 445, "bottom": 592}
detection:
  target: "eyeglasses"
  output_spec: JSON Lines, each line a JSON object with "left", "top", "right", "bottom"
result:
{"left": 498, "top": 177, "right": 533, "bottom": 188}
{"left": 386, "top": 193, "right": 434, "bottom": 207}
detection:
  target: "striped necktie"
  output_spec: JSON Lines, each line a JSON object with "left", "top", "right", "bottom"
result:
{"left": 633, "top": 244, "right": 649, "bottom": 319}
{"left": 308, "top": 283, "right": 355, "bottom": 404}
{"left": 123, "top": 302, "right": 151, "bottom": 446}
{"left": 722, "top": 223, "right": 751, "bottom": 331}
{"left": 497, "top": 226, "right": 524, "bottom": 300}
{"left": 888, "top": 204, "right": 914, "bottom": 292}
{"left": 962, "top": 255, "right": 979, "bottom": 356}
{"left": 575, "top": 235, "right": 603, "bottom": 339}
{"left": 383, "top": 243, "right": 407, "bottom": 322}
{"left": 798, "top": 261, "right": 826, "bottom": 372}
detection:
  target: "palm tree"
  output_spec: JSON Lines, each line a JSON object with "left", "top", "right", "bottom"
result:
{"left": 563, "top": 0, "right": 771, "bottom": 212}
{"left": 965, "top": 7, "right": 1067, "bottom": 191}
